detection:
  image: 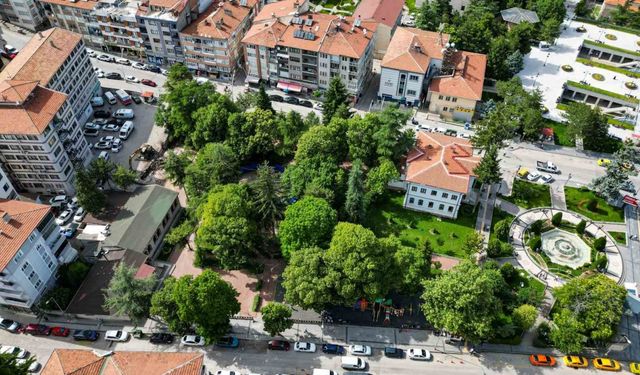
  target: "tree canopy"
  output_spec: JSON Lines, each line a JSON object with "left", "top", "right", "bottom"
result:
{"left": 261, "top": 302, "right": 294, "bottom": 336}
{"left": 278, "top": 197, "right": 337, "bottom": 258}
{"left": 103, "top": 263, "right": 156, "bottom": 321}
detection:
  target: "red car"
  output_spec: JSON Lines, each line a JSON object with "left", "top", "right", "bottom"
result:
{"left": 1, "top": 51, "right": 16, "bottom": 59}
{"left": 51, "top": 326, "right": 70, "bottom": 337}
{"left": 23, "top": 323, "right": 51, "bottom": 336}
{"left": 268, "top": 340, "right": 290, "bottom": 351}
{"left": 141, "top": 79, "right": 157, "bottom": 87}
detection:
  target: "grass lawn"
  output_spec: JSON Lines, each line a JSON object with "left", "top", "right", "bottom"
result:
{"left": 406, "top": 0, "right": 417, "bottom": 13}
{"left": 544, "top": 119, "right": 575, "bottom": 147}
{"left": 502, "top": 179, "right": 552, "bottom": 209}
{"left": 608, "top": 231, "right": 627, "bottom": 245}
{"left": 564, "top": 187, "right": 625, "bottom": 223}
{"left": 365, "top": 192, "right": 477, "bottom": 258}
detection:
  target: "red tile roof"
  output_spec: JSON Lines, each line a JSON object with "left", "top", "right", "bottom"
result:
{"left": 381, "top": 27, "right": 449, "bottom": 74}
{"left": 0, "top": 200, "right": 51, "bottom": 271}
{"left": 429, "top": 51, "right": 486, "bottom": 101}
{"left": 42, "top": 349, "right": 204, "bottom": 375}
{"left": 39, "top": 0, "right": 100, "bottom": 11}
{"left": 0, "top": 80, "right": 67, "bottom": 135}
{"left": 180, "top": 0, "right": 257, "bottom": 39}
{"left": 404, "top": 132, "right": 480, "bottom": 194}
{"left": 254, "top": 0, "right": 300, "bottom": 22}
{"left": 353, "top": 0, "right": 403, "bottom": 28}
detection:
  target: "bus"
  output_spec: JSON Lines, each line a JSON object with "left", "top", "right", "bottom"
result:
{"left": 115, "top": 89, "right": 132, "bottom": 105}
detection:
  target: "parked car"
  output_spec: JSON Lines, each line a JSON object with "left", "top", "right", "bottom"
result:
{"left": 90, "top": 97, "right": 104, "bottom": 107}
{"left": 105, "top": 72, "right": 122, "bottom": 80}
{"left": 96, "top": 71, "right": 105, "bottom": 78}
{"left": 60, "top": 223, "right": 79, "bottom": 238}
{"left": 216, "top": 336, "right": 239, "bottom": 348}
{"left": 631, "top": 363, "right": 640, "bottom": 374}
{"left": 298, "top": 100, "right": 313, "bottom": 108}
{"left": 383, "top": 347, "right": 403, "bottom": 358}
{"left": 132, "top": 95, "right": 142, "bottom": 104}
{"left": 181, "top": 335, "right": 206, "bottom": 346}
{"left": 146, "top": 65, "right": 161, "bottom": 73}
{"left": 84, "top": 122, "right": 101, "bottom": 130}
{"left": 269, "top": 95, "right": 284, "bottom": 102}
{"left": 99, "top": 136, "right": 115, "bottom": 143}
{"left": 111, "top": 138, "right": 123, "bottom": 153}
{"left": 116, "top": 58, "right": 130, "bottom": 65}
{"left": 125, "top": 75, "right": 139, "bottom": 83}
{"left": 540, "top": 174, "right": 554, "bottom": 184}
{"left": 51, "top": 326, "right": 70, "bottom": 337}
{"left": 529, "top": 354, "right": 556, "bottom": 367}
{"left": 55, "top": 209, "right": 73, "bottom": 225}
{"left": 294, "top": 342, "right": 316, "bottom": 353}
{"left": 105, "top": 330, "right": 130, "bottom": 342}
{"left": 97, "top": 54, "right": 114, "bottom": 62}
{"left": 598, "top": 158, "right": 611, "bottom": 167}
{"left": 113, "top": 109, "right": 134, "bottom": 119}
{"left": 103, "top": 124, "right": 120, "bottom": 132}
{"left": 150, "top": 333, "right": 174, "bottom": 344}
{"left": 93, "top": 110, "right": 111, "bottom": 118}
{"left": 73, "top": 207, "right": 86, "bottom": 222}
{"left": 407, "top": 348, "right": 431, "bottom": 361}
{"left": 322, "top": 344, "right": 345, "bottom": 355}
{"left": 563, "top": 355, "right": 588, "bottom": 368}
{"left": 98, "top": 151, "right": 110, "bottom": 161}
{"left": 49, "top": 195, "right": 68, "bottom": 206}
{"left": 284, "top": 96, "right": 299, "bottom": 105}
{"left": 132, "top": 62, "right": 147, "bottom": 70}
{"left": 141, "top": 79, "right": 157, "bottom": 87}
{"left": 73, "top": 329, "right": 99, "bottom": 341}
{"left": 94, "top": 141, "right": 112, "bottom": 150}
{"left": 348, "top": 345, "right": 372, "bottom": 356}
{"left": 593, "top": 358, "right": 620, "bottom": 371}
{"left": 0, "top": 318, "right": 20, "bottom": 332}
{"left": 526, "top": 171, "right": 541, "bottom": 181}
{"left": 0, "top": 346, "right": 27, "bottom": 359}
{"left": 16, "top": 358, "right": 40, "bottom": 373}
{"left": 268, "top": 340, "right": 290, "bottom": 351}
{"left": 83, "top": 129, "right": 99, "bottom": 137}
{"left": 23, "top": 324, "right": 51, "bottom": 336}
{"left": 94, "top": 119, "right": 110, "bottom": 127}
{"left": 87, "top": 49, "right": 96, "bottom": 57}
{"left": 314, "top": 102, "right": 324, "bottom": 110}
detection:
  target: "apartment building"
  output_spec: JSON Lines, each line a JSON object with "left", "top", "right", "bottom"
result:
{"left": 0, "top": 28, "right": 101, "bottom": 126}
{"left": 0, "top": 0, "right": 46, "bottom": 31}
{"left": 180, "top": 0, "right": 258, "bottom": 80}
{"left": 242, "top": 0, "right": 377, "bottom": 96}
{"left": 0, "top": 200, "right": 77, "bottom": 309}
{"left": 353, "top": 0, "right": 403, "bottom": 58}
{"left": 0, "top": 166, "right": 16, "bottom": 199}
{"left": 94, "top": 0, "right": 145, "bottom": 58}
{"left": 137, "top": 0, "right": 199, "bottom": 66}
{"left": 39, "top": 0, "right": 104, "bottom": 49}
{"left": 401, "top": 132, "right": 480, "bottom": 219}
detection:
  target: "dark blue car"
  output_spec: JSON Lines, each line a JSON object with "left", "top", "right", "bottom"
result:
{"left": 215, "top": 336, "right": 239, "bottom": 348}
{"left": 322, "top": 343, "right": 345, "bottom": 355}
{"left": 73, "top": 329, "right": 99, "bottom": 341}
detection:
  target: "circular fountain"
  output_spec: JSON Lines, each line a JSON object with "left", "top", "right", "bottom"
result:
{"left": 540, "top": 229, "right": 591, "bottom": 269}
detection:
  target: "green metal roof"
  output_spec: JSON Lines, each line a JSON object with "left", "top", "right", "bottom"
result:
{"left": 102, "top": 185, "right": 178, "bottom": 254}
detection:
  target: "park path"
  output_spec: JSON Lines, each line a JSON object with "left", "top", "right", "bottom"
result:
{"left": 550, "top": 183, "right": 567, "bottom": 210}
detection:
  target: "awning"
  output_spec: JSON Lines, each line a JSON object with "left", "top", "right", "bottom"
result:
{"left": 245, "top": 76, "right": 260, "bottom": 84}
{"left": 141, "top": 91, "right": 154, "bottom": 98}
{"left": 542, "top": 127, "right": 554, "bottom": 137}
{"left": 277, "top": 81, "right": 303, "bottom": 93}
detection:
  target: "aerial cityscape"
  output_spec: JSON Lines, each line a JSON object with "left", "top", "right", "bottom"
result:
{"left": 0, "top": 0, "right": 640, "bottom": 373}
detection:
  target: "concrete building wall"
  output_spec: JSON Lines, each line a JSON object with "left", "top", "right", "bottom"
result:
{"left": 427, "top": 93, "right": 477, "bottom": 122}
{"left": 378, "top": 67, "right": 424, "bottom": 104}
{"left": 402, "top": 182, "right": 464, "bottom": 219}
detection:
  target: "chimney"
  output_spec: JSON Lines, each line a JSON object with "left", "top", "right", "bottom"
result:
{"left": 38, "top": 31, "right": 43, "bottom": 38}
{"left": 363, "top": 28, "right": 367, "bottom": 36}
{"left": 50, "top": 40, "right": 57, "bottom": 49}
{"left": 2, "top": 212, "right": 11, "bottom": 223}
{"left": 413, "top": 42, "right": 421, "bottom": 53}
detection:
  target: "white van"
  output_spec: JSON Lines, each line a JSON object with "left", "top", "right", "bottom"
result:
{"left": 341, "top": 356, "right": 366, "bottom": 370}
{"left": 113, "top": 108, "right": 134, "bottom": 119}
{"left": 312, "top": 370, "right": 338, "bottom": 375}
{"left": 119, "top": 121, "right": 134, "bottom": 139}
{"left": 104, "top": 91, "right": 117, "bottom": 105}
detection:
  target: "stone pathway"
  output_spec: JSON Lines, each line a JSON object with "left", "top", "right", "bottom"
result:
{"left": 550, "top": 183, "right": 567, "bottom": 210}
{"left": 475, "top": 184, "right": 497, "bottom": 246}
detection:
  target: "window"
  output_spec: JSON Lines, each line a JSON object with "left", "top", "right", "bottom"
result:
{"left": 411, "top": 186, "right": 417, "bottom": 192}
{"left": 2, "top": 184, "right": 8, "bottom": 192}
{"left": 445, "top": 96, "right": 451, "bottom": 101}
{"left": 409, "top": 75, "right": 419, "bottom": 81}
{"left": 452, "top": 97, "right": 458, "bottom": 103}
{"left": 439, "top": 204, "right": 445, "bottom": 210}
{"left": 448, "top": 206, "right": 454, "bottom": 212}
{"left": 409, "top": 197, "right": 415, "bottom": 204}
{"left": 443, "top": 107, "right": 448, "bottom": 112}
{"left": 407, "top": 90, "right": 417, "bottom": 96}
{"left": 451, "top": 195, "right": 458, "bottom": 200}
{"left": 442, "top": 192, "right": 449, "bottom": 199}
{"left": 449, "top": 108, "right": 454, "bottom": 112}
{"left": 420, "top": 188, "right": 427, "bottom": 194}
{"left": 430, "top": 190, "right": 437, "bottom": 196}
{"left": 428, "top": 201, "right": 434, "bottom": 208}
{"left": 14, "top": 250, "right": 24, "bottom": 263}
{"left": 438, "top": 95, "right": 443, "bottom": 100}
{"left": 418, "top": 199, "right": 423, "bottom": 206}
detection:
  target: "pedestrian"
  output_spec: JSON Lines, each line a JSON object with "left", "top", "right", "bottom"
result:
{"left": 614, "top": 76, "right": 617, "bottom": 80}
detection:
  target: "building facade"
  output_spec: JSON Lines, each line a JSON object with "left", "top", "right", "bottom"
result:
{"left": 401, "top": 132, "right": 480, "bottom": 219}
{"left": 94, "top": 0, "right": 146, "bottom": 58}
{"left": 180, "top": 0, "right": 258, "bottom": 80}
{"left": 39, "top": 0, "right": 103, "bottom": 48}
{"left": 0, "top": 200, "right": 77, "bottom": 309}
{"left": 0, "top": 166, "right": 17, "bottom": 199}
{"left": 352, "top": 0, "right": 403, "bottom": 59}
{"left": 0, "top": 0, "right": 46, "bottom": 31}
{"left": 242, "top": 0, "right": 376, "bottom": 96}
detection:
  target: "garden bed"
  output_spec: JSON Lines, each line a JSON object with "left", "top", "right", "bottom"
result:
{"left": 564, "top": 187, "right": 625, "bottom": 223}
{"left": 502, "top": 179, "right": 552, "bottom": 209}
{"left": 608, "top": 231, "right": 627, "bottom": 245}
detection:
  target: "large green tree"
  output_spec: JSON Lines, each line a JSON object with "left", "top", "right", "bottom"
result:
{"left": 164, "top": 151, "right": 192, "bottom": 188}
{"left": 149, "top": 277, "right": 191, "bottom": 334}
{"left": 323, "top": 76, "right": 349, "bottom": 124}
{"left": 474, "top": 146, "right": 502, "bottom": 185}
{"left": 190, "top": 95, "right": 238, "bottom": 149}
{"left": 550, "top": 309, "right": 587, "bottom": 354}
{"left": 276, "top": 110, "right": 308, "bottom": 157}
{"left": 282, "top": 246, "right": 333, "bottom": 310}
{"left": 103, "top": 263, "right": 156, "bottom": 321}
{"left": 344, "top": 159, "right": 366, "bottom": 223}
{"left": 0, "top": 353, "right": 34, "bottom": 375}
{"left": 74, "top": 167, "right": 106, "bottom": 215}
{"left": 278, "top": 196, "right": 337, "bottom": 258}
{"left": 261, "top": 302, "right": 294, "bottom": 336}
{"left": 393, "top": 238, "right": 433, "bottom": 293}
{"left": 564, "top": 102, "right": 611, "bottom": 152}
{"left": 421, "top": 261, "right": 505, "bottom": 342}
{"left": 452, "top": 2, "right": 503, "bottom": 54}
{"left": 112, "top": 165, "right": 137, "bottom": 190}
{"left": 415, "top": 0, "right": 453, "bottom": 31}
{"left": 251, "top": 163, "right": 285, "bottom": 234}
{"left": 365, "top": 159, "right": 399, "bottom": 203}
{"left": 225, "top": 109, "right": 279, "bottom": 161}
{"left": 184, "top": 143, "right": 239, "bottom": 198}
{"left": 255, "top": 84, "right": 273, "bottom": 112}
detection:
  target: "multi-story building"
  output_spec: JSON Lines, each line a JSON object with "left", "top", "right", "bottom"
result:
{"left": 0, "top": 0, "right": 46, "bottom": 32}
{"left": 378, "top": 27, "right": 486, "bottom": 122}
{"left": 94, "top": 0, "right": 145, "bottom": 58}
{"left": 401, "top": 132, "right": 480, "bottom": 219}
{"left": 242, "top": 0, "right": 377, "bottom": 96}
{"left": 38, "top": 0, "right": 104, "bottom": 49}
{"left": 137, "top": 0, "right": 199, "bottom": 66}
{"left": 0, "top": 199, "right": 77, "bottom": 309}
{"left": 0, "top": 28, "right": 101, "bottom": 126}
{"left": 0, "top": 166, "right": 16, "bottom": 199}
{"left": 180, "top": 0, "right": 258, "bottom": 80}
{"left": 353, "top": 0, "right": 403, "bottom": 58}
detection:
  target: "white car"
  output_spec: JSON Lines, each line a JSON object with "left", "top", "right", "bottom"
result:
{"left": 100, "top": 136, "right": 115, "bottom": 143}
{"left": 97, "top": 71, "right": 105, "bottom": 78}
{"left": 97, "top": 54, "right": 114, "bottom": 62}
{"left": 125, "top": 75, "right": 140, "bottom": 83}
{"left": 0, "top": 346, "right": 27, "bottom": 359}
{"left": 98, "top": 151, "right": 110, "bottom": 161}
{"left": 541, "top": 174, "right": 554, "bottom": 184}
{"left": 408, "top": 348, "right": 431, "bottom": 361}
{"left": 16, "top": 358, "right": 40, "bottom": 373}
{"left": 67, "top": 197, "right": 79, "bottom": 210}
{"left": 0, "top": 317, "right": 20, "bottom": 332}
{"left": 105, "top": 330, "right": 129, "bottom": 342}
{"left": 73, "top": 207, "right": 86, "bottom": 222}
{"left": 111, "top": 138, "right": 123, "bottom": 153}
{"left": 49, "top": 194, "right": 68, "bottom": 206}
{"left": 348, "top": 344, "right": 372, "bottom": 356}
{"left": 116, "top": 58, "right": 130, "bottom": 65}
{"left": 132, "top": 62, "right": 147, "bottom": 70}
{"left": 526, "top": 171, "right": 541, "bottom": 181}
{"left": 87, "top": 49, "right": 96, "bottom": 57}
{"left": 55, "top": 209, "right": 73, "bottom": 225}
{"left": 293, "top": 342, "right": 316, "bottom": 353}
{"left": 181, "top": 335, "right": 206, "bottom": 346}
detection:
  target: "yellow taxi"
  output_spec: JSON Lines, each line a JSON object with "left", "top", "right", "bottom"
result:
{"left": 593, "top": 358, "right": 621, "bottom": 371}
{"left": 630, "top": 362, "right": 640, "bottom": 374}
{"left": 563, "top": 355, "right": 589, "bottom": 368}
{"left": 598, "top": 158, "right": 611, "bottom": 167}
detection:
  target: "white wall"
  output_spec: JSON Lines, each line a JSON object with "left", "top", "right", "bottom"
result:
{"left": 378, "top": 67, "right": 424, "bottom": 104}
{"left": 403, "top": 182, "right": 464, "bottom": 218}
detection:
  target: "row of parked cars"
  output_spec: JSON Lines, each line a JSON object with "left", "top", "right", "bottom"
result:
{"left": 529, "top": 353, "right": 637, "bottom": 372}
{"left": 87, "top": 49, "right": 167, "bottom": 75}
{"left": 268, "top": 94, "right": 317, "bottom": 109}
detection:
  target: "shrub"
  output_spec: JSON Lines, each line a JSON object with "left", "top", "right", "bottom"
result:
{"left": 561, "top": 65, "right": 573, "bottom": 72}
{"left": 587, "top": 198, "right": 598, "bottom": 212}
{"left": 59, "top": 261, "right": 90, "bottom": 289}
{"left": 513, "top": 304, "right": 538, "bottom": 332}
{"left": 251, "top": 295, "right": 261, "bottom": 312}
{"left": 551, "top": 212, "right": 563, "bottom": 226}
{"left": 576, "top": 220, "right": 586, "bottom": 235}
{"left": 487, "top": 238, "right": 503, "bottom": 258}
{"left": 626, "top": 82, "right": 638, "bottom": 90}
{"left": 494, "top": 219, "right": 511, "bottom": 242}
{"left": 528, "top": 236, "right": 542, "bottom": 251}
{"left": 533, "top": 322, "right": 552, "bottom": 347}
{"left": 595, "top": 254, "right": 609, "bottom": 271}
{"left": 529, "top": 220, "right": 544, "bottom": 235}
{"left": 592, "top": 73, "right": 605, "bottom": 81}
{"left": 501, "top": 241, "right": 514, "bottom": 256}
{"left": 500, "top": 262, "right": 517, "bottom": 283}
{"left": 594, "top": 236, "right": 607, "bottom": 251}
{"left": 436, "top": 238, "right": 445, "bottom": 246}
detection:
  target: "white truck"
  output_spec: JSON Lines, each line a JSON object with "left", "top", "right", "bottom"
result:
{"left": 536, "top": 161, "right": 560, "bottom": 174}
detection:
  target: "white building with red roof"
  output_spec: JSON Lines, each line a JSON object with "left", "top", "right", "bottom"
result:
{"left": 378, "top": 27, "right": 486, "bottom": 122}
{"left": 402, "top": 132, "right": 480, "bottom": 218}
{"left": 0, "top": 200, "right": 77, "bottom": 309}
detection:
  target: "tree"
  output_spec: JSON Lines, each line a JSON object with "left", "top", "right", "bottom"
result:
{"left": 150, "top": 270, "right": 240, "bottom": 342}
{"left": 452, "top": 2, "right": 503, "bottom": 54}
{"left": 278, "top": 197, "right": 337, "bottom": 258}
{"left": 165, "top": 63, "right": 192, "bottom": 90}
{"left": 255, "top": 84, "right": 273, "bottom": 112}
{"left": 282, "top": 246, "right": 333, "bottom": 310}
{"left": 324, "top": 223, "right": 395, "bottom": 304}
{"left": 462, "top": 232, "right": 484, "bottom": 256}
{"left": 365, "top": 159, "right": 399, "bottom": 203}
{"left": 564, "top": 102, "right": 611, "bottom": 152}
{"left": 534, "top": 0, "right": 566, "bottom": 23}
{"left": 0, "top": 352, "right": 34, "bottom": 375}
{"left": 592, "top": 140, "right": 639, "bottom": 201}
{"left": 344, "top": 160, "right": 366, "bottom": 223}
{"left": 540, "top": 18, "right": 561, "bottom": 42}
{"left": 165, "top": 220, "right": 195, "bottom": 251}
{"left": 323, "top": 76, "right": 349, "bottom": 124}
{"left": 488, "top": 36, "right": 516, "bottom": 80}
{"left": 576, "top": 220, "right": 586, "bottom": 235}
{"left": 88, "top": 158, "right": 116, "bottom": 187}
{"left": 277, "top": 110, "right": 308, "bottom": 157}
{"left": 251, "top": 163, "right": 285, "bottom": 234}
{"left": 513, "top": 304, "right": 538, "bottom": 332}
{"left": 421, "top": 261, "right": 505, "bottom": 342}
{"left": 415, "top": 0, "right": 453, "bottom": 31}
{"left": 594, "top": 237, "right": 607, "bottom": 251}
{"left": 164, "top": 151, "right": 191, "bottom": 188}
{"left": 494, "top": 219, "right": 511, "bottom": 241}
{"left": 506, "top": 22, "right": 535, "bottom": 54}
{"left": 103, "top": 263, "right": 156, "bottom": 321}
{"left": 190, "top": 95, "right": 238, "bottom": 149}
{"left": 394, "top": 240, "right": 432, "bottom": 293}
{"left": 261, "top": 302, "right": 293, "bottom": 336}
{"left": 74, "top": 167, "right": 106, "bottom": 214}
{"left": 185, "top": 143, "right": 239, "bottom": 198}
{"left": 225, "top": 109, "right": 279, "bottom": 161}
{"left": 474, "top": 146, "right": 502, "bottom": 185}
{"left": 506, "top": 50, "right": 524, "bottom": 75}
{"left": 112, "top": 165, "right": 137, "bottom": 190}
{"left": 551, "top": 212, "right": 563, "bottom": 226}
{"left": 550, "top": 309, "right": 587, "bottom": 353}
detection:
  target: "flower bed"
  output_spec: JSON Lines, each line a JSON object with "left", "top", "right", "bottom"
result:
{"left": 562, "top": 65, "right": 573, "bottom": 72}
{"left": 626, "top": 82, "right": 638, "bottom": 89}
{"left": 605, "top": 34, "right": 617, "bottom": 40}
{"left": 592, "top": 73, "right": 605, "bottom": 81}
